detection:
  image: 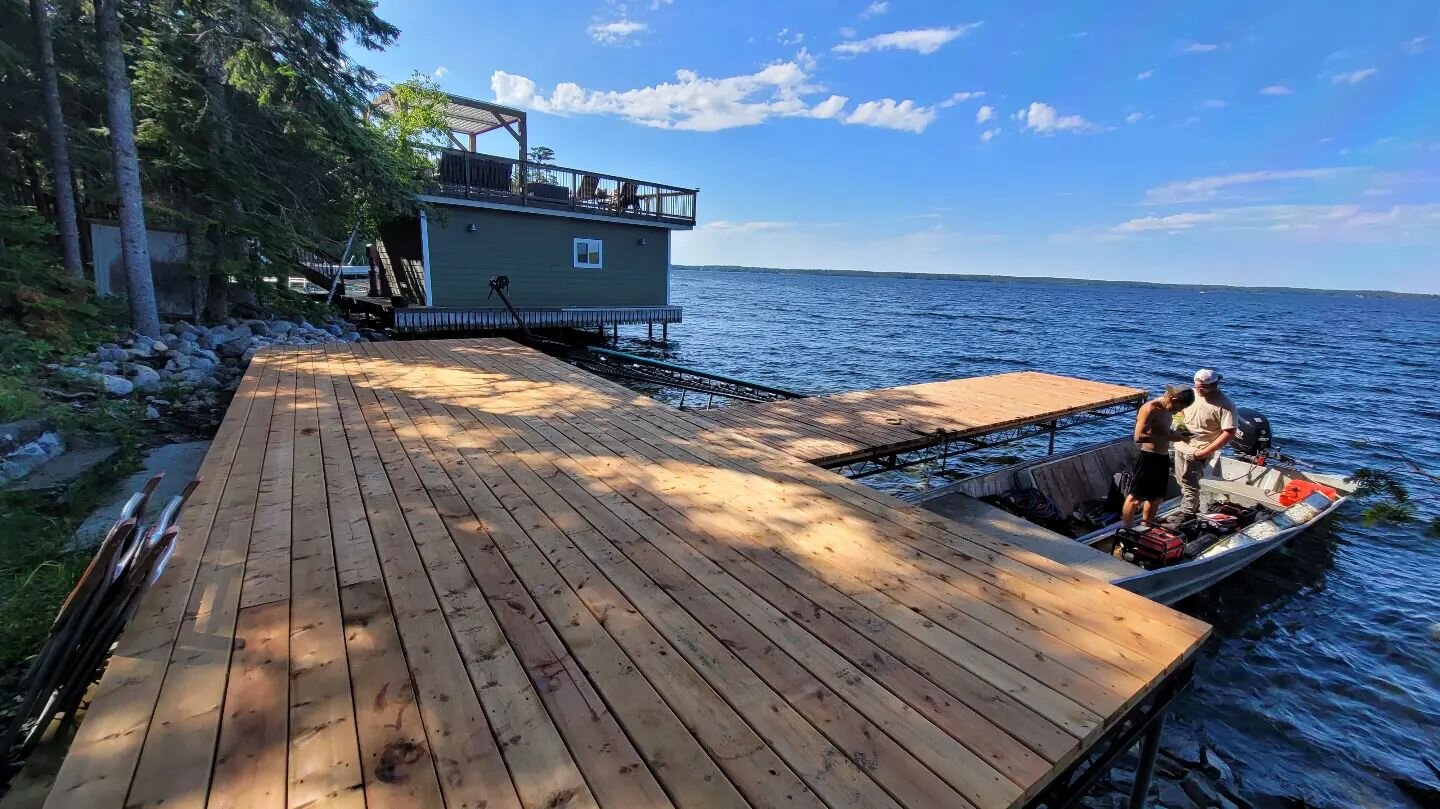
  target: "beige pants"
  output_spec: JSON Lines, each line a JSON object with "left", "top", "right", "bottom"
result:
{"left": 1172, "top": 450, "right": 1210, "bottom": 518}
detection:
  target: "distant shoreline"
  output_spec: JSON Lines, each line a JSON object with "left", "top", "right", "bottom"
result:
{"left": 675, "top": 265, "right": 1439, "bottom": 300}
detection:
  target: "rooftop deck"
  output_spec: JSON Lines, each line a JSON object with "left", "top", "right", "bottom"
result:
{"left": 700, "top": 371, "right": 1146, "bottom": 468}
{"left": 428, "top": 148, "right": 698, "bottom": 227}
{"left": 45, "top": 339, "right": 1206, "bottom": 809}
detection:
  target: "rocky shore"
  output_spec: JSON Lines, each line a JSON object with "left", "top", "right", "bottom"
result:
{"left": 2, "top": 316, "right": 377, "bottom": 491}
{"left": 1082, "top": 735, "right": 1253, "bottom": 809}
{"left": 56, "top": 316, "right": 376, "bottom": 423}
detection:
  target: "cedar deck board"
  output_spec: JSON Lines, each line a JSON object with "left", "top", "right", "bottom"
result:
{"left": 46, "top": 338, "right": 1207, "bottom": 809}
{"left": 710, "top": 372, "right": 1146, "bottom": 466}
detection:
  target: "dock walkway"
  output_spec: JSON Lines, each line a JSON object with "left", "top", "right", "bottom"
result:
{"left": 701, "top": 372, "right": 1145, "bottom": 467}
{"left": 46, "top": 339, "right": 1207, "bottom": 809}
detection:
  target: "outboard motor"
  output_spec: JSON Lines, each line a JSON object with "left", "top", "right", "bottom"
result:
{"left": 1231, "top": 407, "right": 1274, "bottom": 463}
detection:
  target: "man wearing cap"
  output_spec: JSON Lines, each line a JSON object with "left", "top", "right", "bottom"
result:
{"left": 1172, "top": 369, "right": 1238, "bottom": 522}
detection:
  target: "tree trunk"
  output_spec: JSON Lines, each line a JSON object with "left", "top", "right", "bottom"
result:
{"left": 30, "top": 0, "right": 84, "bottom": 281}
{"left": 198, "top": 9, "right": 239, "bottom": 322}
{"left": 95, "top": 0, "right": 160, "bottom": 336}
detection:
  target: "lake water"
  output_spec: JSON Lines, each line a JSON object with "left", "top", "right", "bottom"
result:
{"left": 613, "top": 267, "right": 1440, "bottom": 808}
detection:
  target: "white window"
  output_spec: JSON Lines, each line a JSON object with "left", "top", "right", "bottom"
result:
{"left": 573, "top": 238, "right": 603, "bottom": 269}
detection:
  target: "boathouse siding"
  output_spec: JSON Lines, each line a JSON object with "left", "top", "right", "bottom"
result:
{"left": 421, "top": 201, "right": 671, "bottom": 309}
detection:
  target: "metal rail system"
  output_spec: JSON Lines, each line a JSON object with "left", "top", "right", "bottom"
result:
{"left": 1026, "top": 660, "right": 1196, "bottom": 809}
{"left": 569, "top": 346, "right": 806, "bottom": 405}
{"left": 829, "top": 398, "right": 1142, "bottom": 480}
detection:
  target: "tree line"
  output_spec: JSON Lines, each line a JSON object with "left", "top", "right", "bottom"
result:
{"left": 1, "top": 0, "right": 446, "bottom": 337}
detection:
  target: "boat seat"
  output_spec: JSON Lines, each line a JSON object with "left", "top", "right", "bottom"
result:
{"left": 1201, "top": 476, "right": 1283, "bottom": 508}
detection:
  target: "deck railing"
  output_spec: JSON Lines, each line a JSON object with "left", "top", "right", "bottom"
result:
{"left": 427, "top": 148, "right": 697, "bottom": 226}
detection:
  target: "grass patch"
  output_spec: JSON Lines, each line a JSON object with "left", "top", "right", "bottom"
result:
{"left": 0, "top": 326, "right": 147, "bottom": 699}
{"left": 0, "top": 447, "right": 143, "bottom": 698}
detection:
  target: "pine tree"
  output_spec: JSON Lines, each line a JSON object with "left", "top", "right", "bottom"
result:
{"left": 27, "top": 0, "right": 82, "bottom": 280}
{"left": 95, "top": 0, "right": 159, "bottom": 335}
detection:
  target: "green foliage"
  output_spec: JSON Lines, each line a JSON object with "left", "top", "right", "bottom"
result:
{"left": 526, "top": 145, "right": 560, "bottom": 185}
{"left": 251, "top": 278, "right": 333, "bottom": 323}
{"left": 1346, "top": 467, "right": 1410, "bottom": 503}
{"left": 4, "top": 0, "right": 444, "bottom": 321}
{"left": 0, "top": 450, "right": 142, "bottom": 697}
{"left": 1347, "top": 464, "right": 1437, "bottom": 536}
{"left": 1361, "top": 500, "right": 1416, "bottom": 527}
{"left": 0, "top": 206, "right": 107, "bottom": 344}
{"left": 0, "top": 375, "right": 42, "bottom": 422}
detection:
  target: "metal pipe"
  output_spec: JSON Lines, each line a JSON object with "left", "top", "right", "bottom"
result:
{"left": 585, "top": 346, "right": 806, "bottom": 398}
{"left": 1127, "top": 713, "right": 1166, "bottom": 809}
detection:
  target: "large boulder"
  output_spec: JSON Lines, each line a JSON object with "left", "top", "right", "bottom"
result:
{"left": 129, "top": 364, "right": 163, "bottom": 392}
{"left": 96, "top": 346, "right": 130, "bottom": 364}
{"left": 187, "top": 355, "right": 218, "bottom": 373}
{"left": 95, "top": 374, "right": 134, "bottom": 396}
{"left": 218, "top": 334, "right": 252, "bottom": 358}
{"left": 174, "top": 369, "right": 211, "bottom": 388}
{"left": 0, "top": 431, "right": 65, "bottom": 484}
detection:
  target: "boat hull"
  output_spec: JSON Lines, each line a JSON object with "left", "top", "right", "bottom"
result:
{"left": 913, "top": 442, "right": 1352, "bottom": 605}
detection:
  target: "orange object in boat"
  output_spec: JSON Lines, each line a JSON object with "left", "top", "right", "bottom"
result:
{"left": 1277, "top": 479, "right": 1337, "bottom": 507}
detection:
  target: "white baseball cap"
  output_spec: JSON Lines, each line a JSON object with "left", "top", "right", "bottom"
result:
{"left": 1194, "top": 368, "right": 1223, "bottom": 385}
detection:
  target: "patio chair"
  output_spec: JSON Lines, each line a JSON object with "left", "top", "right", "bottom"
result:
{"left": 614, "top": 181, "right": 642, "bottom": 213}
{"left": 577, "top": 174, "right": 608, "bottom": 204}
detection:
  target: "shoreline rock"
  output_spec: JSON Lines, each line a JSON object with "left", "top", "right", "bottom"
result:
{"left": 49, "top": 315, "right": 370, "bottom": 431}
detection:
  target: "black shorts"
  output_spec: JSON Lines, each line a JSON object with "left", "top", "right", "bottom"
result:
{"left": 1128, "top": 450, "right": 1171, "bottom": 501}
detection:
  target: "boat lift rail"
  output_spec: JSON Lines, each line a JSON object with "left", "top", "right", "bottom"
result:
{"left": 570, "top": 346, "right": 807, "bottom": 405}
{"left": 833, "top": 398, "right": 1141, "bottom": 480}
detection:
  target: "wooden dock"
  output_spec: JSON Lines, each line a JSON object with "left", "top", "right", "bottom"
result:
{"left": 45, "top": 339, "right": 1207, "bottom": 809}
{"left": 701, "top": 372, "right": 1145, "bottom": 467}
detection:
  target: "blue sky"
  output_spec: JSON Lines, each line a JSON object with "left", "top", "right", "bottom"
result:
{"left": 359, "top": 1, "right": 1440, "bottom": 293}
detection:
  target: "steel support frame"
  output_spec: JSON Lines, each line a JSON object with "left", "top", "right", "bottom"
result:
{"left": 831, "top": 399, "right": 1141, "bottom": 480}
{"left": 1024, "top": 659, "right": 1195, "bottom": 809}
{"left": 569, "top": 358, "right": 797, "bottom": 404}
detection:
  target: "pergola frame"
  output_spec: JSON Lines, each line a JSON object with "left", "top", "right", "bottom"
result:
{"left": 375, "top": 90, "right": 528, "bottom": 161}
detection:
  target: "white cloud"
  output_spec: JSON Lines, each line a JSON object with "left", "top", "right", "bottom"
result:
{"left": 1104, "top": 204, "right": 1440, "bottom": 239}
{"left": 702, "top": 220, "right": 796, "bottom": 232}
{"left": 433, "top": 66, "right": 449, "bottom": 79}
{"left": 589, "top": 19, "right": 647, "bottom": 44}
{"left": 1014, "top": 101, "right": 1097, "bottom": 134}
{"left": 491, "top": 63, "right": 853, "bottom": 131}
{"left": 1403, "top": 35, "right": 1429, "bottom": 55}
{"left": 859, "top": 1, "right": 889, "bottom": 18}
{"left": 1259, "top": 85, "right": 1292, "bottom": 96}
{"left": 938, "top": 90, "right": 985, "bottom": 108}
{"left": 1111, "top": 212, "right": 1223, "bottom": 233}
{"left": 1136, "top": 69, "right": 1154, "bottom": 80}
{"left": 832, "top": 24, "right": 982, "bottom": 56}
{"left": 776, "top": 28, "right": 804, "bottom": 46}
{"left": 976, "top": 104, "right": 996, "bottom": 123}
{"left": 979, "top": 127, "right": 1000, "bottom": 142}
{"left": 843, "top": 98, "right": 937, "bottom": 133}
{"left": 1125, "top": 112, "right": 1145, "bottom": 124}
{"left": 1332, "top": 67, "right": 1378, "bottom": 85}
{"left": 839, "top": 26, "right": 857, "bottom": 38}
{"left": 1202, "top": 99, "right": 1229, "bottom": 108}
{"left": 1143, "top": 168, "right": 1349, "bottom": 204}
{"left": 1178, "top": 41, "right": 1220, "bottom": 54}
{"left": 808, "top": 93, "right": 848, "bottom": 119}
